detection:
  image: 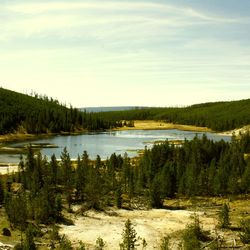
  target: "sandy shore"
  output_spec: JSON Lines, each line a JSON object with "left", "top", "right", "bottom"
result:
{"left": 219, "top": 125, "right": 250, "bottom": 136}
{"left": 0, "top": 164, "right": 19, "bottom": 175}
{"left": 113, "top": 120, "right": 212, "bottom": 132}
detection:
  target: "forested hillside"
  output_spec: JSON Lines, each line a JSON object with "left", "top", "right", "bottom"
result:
{"left": 0, "top": 132, "right": 249, "bottom": 248}
{"left": 0, "top": 87, "right": 117, "bottom": 134}
{"left": 1, "top": 133, "right": 249, "bottom": 226}
{"left": 96, "top": 99, "right": 250, "bottom": 131}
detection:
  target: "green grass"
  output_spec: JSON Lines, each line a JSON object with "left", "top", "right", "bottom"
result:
{"left": 0, "top": 207, "right": 21, "bottom": 246}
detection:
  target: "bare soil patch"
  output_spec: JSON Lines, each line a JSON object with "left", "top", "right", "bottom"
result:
{"left": 60, "top": 208, "right": 214, "bottom": 249}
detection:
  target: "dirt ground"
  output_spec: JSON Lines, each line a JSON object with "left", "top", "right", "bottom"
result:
{"left": 59, "top": 207, "right": 215, "bottom": 249}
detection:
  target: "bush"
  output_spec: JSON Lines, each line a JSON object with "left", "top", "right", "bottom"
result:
{"left": 14, "top": 243, "right": 23, "bottom": 250}
{"left": 120, "top": 219, "right": 137, "bottom": 250}
{"left": 95, "top": 237, "right": 105, "bottom": 250}
{"left": 239, "top": 218, "right": 250, "bottom": 244}
{"left": 182, "top": 213, "right": 210, "bottom": 250}
{"left": 24, "top": 225, "right": 36, "bottom": 250}
{"left": 160, "top": 235, "right": 170, "bottom": 250}
{"left": 218, "top": 203, "right": 230, "bottom": 229}
{"left": 77, "top": 241, "right": 86, "bottom": 250}
{"left": 59, "top": 235, "right": 73, "bottom": 250}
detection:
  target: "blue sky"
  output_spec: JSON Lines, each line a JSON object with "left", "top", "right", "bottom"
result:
{"left": 0, "top": 0, "right": 249, "bottom": 107}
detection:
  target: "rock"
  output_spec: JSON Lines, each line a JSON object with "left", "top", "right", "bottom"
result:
{"left": 2, "top": 228, "right": 11, "bottom": 237}
{"left": 0, "top": 241, "right": 12, "bottom": 249}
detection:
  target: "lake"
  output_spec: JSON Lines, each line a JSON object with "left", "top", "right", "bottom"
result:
{"left": 0, "top": 129, "right": 231, "bottom": 163}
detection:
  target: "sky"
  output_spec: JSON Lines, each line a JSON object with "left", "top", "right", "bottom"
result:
{"left": 0, "top": 0, "right": 250, "bottom": 108}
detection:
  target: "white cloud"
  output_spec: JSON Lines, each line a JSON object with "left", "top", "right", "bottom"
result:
{"left": 0, "top": 1, "right": 249, "bottom": 106}
{"left": 1, "top": 1, "right": 241, "bottom": 39}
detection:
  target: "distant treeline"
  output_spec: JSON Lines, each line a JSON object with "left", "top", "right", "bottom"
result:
{"left": 0, "top": 87, "right": 118, "bottom": 134}
{"left": 95, "top": 99, "right": 250, "bottom": 131}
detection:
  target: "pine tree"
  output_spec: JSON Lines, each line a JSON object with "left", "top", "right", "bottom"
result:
{"left": 120, "top": 219, "right": 137, "bottom": 250}
{"left": 23, "top": 225, "right": 36, "bottom": 250}
{"left": 115, "top": 183, "right": 123, "bottom": 208}
{"left": 0, "top": 175, "right": 4, "bottom": 204}
{"left": 160, "top": 236, "right": 170, "bottom": 250}
{"left": 149, "top": 174, "right": 163, "bottom": 208}
{"left": 75, "top": 155, "right": 86, "bottom": 202}
{"left": 218, "top": 203, "right": 230, "bottom": 229}
{"left": 60, "top": 148, "right": 73, "bottom": 210}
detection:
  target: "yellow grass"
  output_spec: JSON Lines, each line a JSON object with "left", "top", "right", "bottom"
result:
{"left": 113, "top": 120, "right": 212, "bottom": 132}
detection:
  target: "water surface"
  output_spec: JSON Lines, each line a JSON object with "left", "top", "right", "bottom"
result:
{"left": 1, "top": 129, "right": 231, "bottom": 163}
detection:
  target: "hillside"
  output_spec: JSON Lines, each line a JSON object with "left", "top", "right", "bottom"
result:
{"left": 80, "top": 106, "right": 146, "bottom": 113}
{"left": 0, "top": 87, "right": 116, "bottom": 135}
{"left": 96, "top": 99, "right": 250, "bottom": 131}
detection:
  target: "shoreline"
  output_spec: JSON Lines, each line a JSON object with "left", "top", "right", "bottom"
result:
{"left": 0, "top": 120, "right": 237, "bottom": 145}
{"left": 111, "top": 120, "right": 213, "bottom": 133}
{"left": 0, "top": 122, "right": 212, "bottom": 144}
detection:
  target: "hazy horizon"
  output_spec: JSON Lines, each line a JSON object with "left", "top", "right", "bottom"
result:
{"left": 1, "top": 0, "right": 249, "bottom": 108}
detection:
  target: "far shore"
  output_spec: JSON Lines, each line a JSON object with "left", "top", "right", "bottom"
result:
{"left": 112, "top": 120, "right": 213, "bottom": 132}
{"left": 0, "top": 120, "right": 238, "bottom": 145}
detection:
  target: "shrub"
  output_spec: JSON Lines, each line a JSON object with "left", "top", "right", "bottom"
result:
{"left": 239, "top": 218, "right": 250, "bottom": 244}
{"left": 182, "top": 213, "right": 210, "bottom": 250}
{"left": 218, "top": 203, "right": 230, "bottom": 229}
{"left": 120, "top": 219, "right": 137, "bottom": 250}
{"left": 160, "top": 235, "right": 170, "bottom": 250}
{"left": 95, "top": 237, "right": 105, "bottom": 250}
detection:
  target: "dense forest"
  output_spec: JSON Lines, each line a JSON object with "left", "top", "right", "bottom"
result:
{"left": 95, "top": 99, "right": 250, "bottom": 131}
{"left": 0, "top": 132, "right": 249, "bottom": 248}
{"left": 1, "top": 87, "right": 250, "bottom": 135}
{"left": 0, "top": 87, "right": 118, "bottom": 134}
{"left": 1, "top": 133, "right": 249, "bottom": 220}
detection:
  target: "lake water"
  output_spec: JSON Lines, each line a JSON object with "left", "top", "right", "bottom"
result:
{"left": 1, "top": 129, "right": 231, "bottom": 163}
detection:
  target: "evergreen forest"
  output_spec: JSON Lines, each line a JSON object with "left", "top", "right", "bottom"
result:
{"left": 1, "top": 133, "right": 249, "bottom": 224}
{"left": 96, "top": 99, "right": 250, "bottom": 131}
{"left": 0, "top": 87, "right": 118, "bottom": 134}
{"left": 1, "top": 87, "right": 250, "bottom": 136}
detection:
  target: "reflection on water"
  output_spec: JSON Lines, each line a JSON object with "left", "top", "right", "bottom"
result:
{"left": 0, "top": 129, "right": 231, "bottom": 163}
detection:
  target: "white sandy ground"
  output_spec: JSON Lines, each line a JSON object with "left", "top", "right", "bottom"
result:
{"left": 60, "top": 208, "right": 216, "bottom": 249}
{"left": 221, "top": 125, "right": 250, "bottom": 136}
{"left": 0, "top": 164, "right": 18, "bottom": 175}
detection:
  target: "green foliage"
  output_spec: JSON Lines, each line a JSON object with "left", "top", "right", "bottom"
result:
{"left": 218, "top": 203, "right": 230, "bottom": 229}
{"left": 4, "top": 191, "right": 27, "bottom": 232}
{"left": 141, "top": 238, "right": 147, "bottom": 249}
{"left": 120, "top": 219, "right": 137, "bottom": 250}
{"left": 23, "top": 225, "right": 37, "bottom": 250}
{"left": 182, "top": 214, "right": 208, "bottom": 250}
{"left": 49, "top": 224, "right": 60, "bottom": 248}
{"left": 149, "top": 174, "right": 163, "bottom": 208}
{"left": 160, "top": 235, "right": 170, "bottom": 250}
{"left": 13, "top": 243, "right": 23, "bottom": 250}
{"left": 2, "top": 133, "right": 249, "bottom": 250}
{"left": 59, "top": 235, "right": 73, "bottom": 250}
{"left": 0, "top": 87, "right": 118, "bottom": 135}
{"left": 0, "top": 175, "right": 4, "bottom": 204}
{"left": 97, "top": 99, "right": 250, "bottom": 131}
{"left": 95, "top": 237, "right": 105, "bottom": 250}
{"left": 239, "top": 218, "right": 250, "bottom": 244}
{"left": 77, "top": 241, "right": 87, "bottom": 250}
{"left": 61, "top": 148, "right": 74, "bottom": 210}
{"left": 115, "top": 184, "right": 123, "bottom": 208}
